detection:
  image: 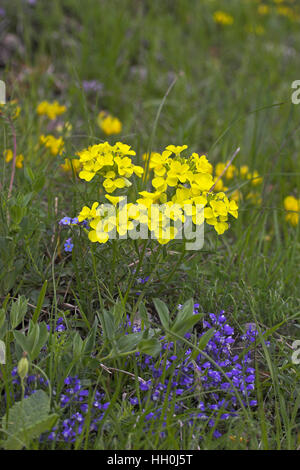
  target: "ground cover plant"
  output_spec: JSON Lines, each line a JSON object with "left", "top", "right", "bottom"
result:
{"left": 0, "top": 0, "right": 300, "bottom": 451}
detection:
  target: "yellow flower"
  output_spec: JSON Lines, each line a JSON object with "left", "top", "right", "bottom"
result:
{"left": 212, "top": 176, "right": 225, "bottom": 192}
{"left": 37, "top": 101, "right": 66, "bottom": 120}
{"left": 166, "top": 161, "right": 191, "bottom": 186}
{"left": 165, "top": 144, "right": 188, "bottom": 156}
{"left": 284, "top": 196, "right": 299, "bottom": 226}
{"left": 78, "top": 202, "right": 99, "bottom": 222}
{"left": 76, "top": 141, "right": 239, "bottom": 244}
{"left": 77, "top": 141, "right": 142, "bottom": 187}
{"left": 192, "top": 153, "right": 213, "bottom": 174}
{"left": 249, "top": 170, "right": 263, "bottom": 186}
{"left": 105, "top": 195, "right": 126, "bottom": 206}
{"left": 213, "top": 11, "right": 234, "bottom": 26}
{"left": 191, "top": 173, "right": 214, "bottom": 193}
{"left": 4, "top": 149, "right": 24, "bottom": 168}
{"left": 40, "top": 134, "right": 65, "bottom": 156}
{"left": 61, "top": 158, "right": 81, "bottom": 173}
{"left": 4, "top": 149, "right": 13, "bottom": 162}
{"left": 97, "top": 111, "right": 122, "bottom": 135}
{"left": 215, "top": 162, "right": 237, "bottom": 180}
{"left": 240, "top": 165, "right": 249, "bottom": 178}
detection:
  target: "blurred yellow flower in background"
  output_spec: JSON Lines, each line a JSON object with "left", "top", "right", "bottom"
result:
{"left": 61, "top": 158, "right": 81, "bottom": 174}
{"left": 97, "top": 111, "right": 122, "bottom": 135}
{"left": 3, "top": 149, "right": 24, "bottom": 168}
{"left": 37, "top": 101, "right": 66, "bottom": 120}
{"left": 284, "top": 196, "right": 299, "bottom": 226}
{"left": 213, "top": 11, "right": 234, "bottom": 25}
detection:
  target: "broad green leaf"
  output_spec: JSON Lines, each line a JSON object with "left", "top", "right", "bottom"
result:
{"left": 172, "top": 298, "right": 196, "bottom": 328}
{"left": 117, "top": 332, "right": 143, "bottom": 353}
{"left": 138, "top": 338, "right": 161, "bottom": 357}
{"left": 1, "top": 390, "right": 58, "bottom": 450}
{"left": 191, "top": 328, "right": 215, "bottom": 360}
{"left": 73, "top": 332, "right": 83, "bottom": 359}
{"left": 99, "top": 309, "right": 115, "bottom": 341}
{"left": 31, "top": 322, "right": 48, "bottom": 360}
{"left": 13, "top": 321, "right": 48, "bottom": 361}
{"left": 10, "top": 296, "right": 28, "bottom": 329}
{"left": 153, "top": 298, "right": 170, "bottom": 330}
{"left": 171, "top": 313, "right": 203, "bottom": 338}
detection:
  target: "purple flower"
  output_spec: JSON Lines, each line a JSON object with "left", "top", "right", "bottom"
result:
{"left": 82, "top": 80, "right": 103, "bottom": 93}
{"left": 59, "top": 217, "right": 72, "bottom": 226}
{"left": 64, "top": 238, "right": 73, "bottom": 252}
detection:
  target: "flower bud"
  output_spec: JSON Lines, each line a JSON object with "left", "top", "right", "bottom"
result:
{"left": 17, "top": 355, "right": 29, "bottom": 381}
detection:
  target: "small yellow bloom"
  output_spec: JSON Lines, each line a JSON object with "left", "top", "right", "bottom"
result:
{"left": 61, "top": 158, "right": 81, "bottom": 173}
{"left": 4, "top": 149, "right": 24, "bottom": 168}
{"left": 284, "top": 196, "right": 299, "bottom": 226}
{"left": 213, "top": 11, "right": 234, "bottom": 26}
{"left": 37, "top": 101, "right": 66, "bottom": 120}
{"left": 40, "top": 134, "right": 65, "bottom": 156}
{"left": 97, "top": 111, "right": 122, "bottom": 135}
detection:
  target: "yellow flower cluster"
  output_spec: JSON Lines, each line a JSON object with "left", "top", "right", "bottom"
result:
{"left": 143, "top": 145, "right": 238, "bottom": 236}
{"left": 3, "top": 149, "right": 24, "bottom": 168}
{"left": 213, "top": 11, "right": 234, "bottom": 25}
{"left": 36, "top": 101, "right": 67, "bottom": 120}
{"left": 97, "top": 111, "right": 122, "bottom": 135}
{"left": 39, "top": 134, "right": 65, "bottom": 156}
{"left": 284, "top": 196, "right": 299, "bottom": 226}
{"left": 212, "top": 162, "right": 263, "bottom": 206}
{"left": 77, "top": 144, "right": 239, "bottom": 244}
{"left": 77, "top": 141, "right": 144, "bottom": 190}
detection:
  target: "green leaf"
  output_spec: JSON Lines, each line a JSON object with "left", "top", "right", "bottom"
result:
{"left": 32, "top": 281, "right": 47, "bottom": 324}
{"left": 112, "top": 301, "right": 125, "bottom": 326}
{"left": 24, "top": 166, "right": 35, "bottom": 183}
{"left": 30, "top": 322, "right": 48, "bottom": 360}
{"left": 33, "top": 175, "right": 45, "bottom": 193}
{"left": 117, "top": 332, "right": 143, "bottom": 353}
{"left": 83, "top": 320, "right": 98, "bottom": 355}
{"left": 99, "top": 309, "right": 116, "bottom": 341}
{"left": 13, "top": 321, "right": 48, "bottom": 361}
{"left": 1, "top": 390, "right": 58, "bottom": 450}
{"left": 138, "top": 338, "right": 161, "bottom": 357}
{"left": 13, "top": 330, "right": 30, "bottom": 353}
{"left": 139, "top": 302, "right": 150, "bottom": 329}
{"left": 191, "top": 328, "right": 215, "bottom": 360}
{"left": 0, "top": 308, "right": 5, "bottom": 330}
{"left": 73, "top": 332, "right": 83, "bottom": 359}
{"left": 153, "top": 298, "right": 170, "bottom": 330}
{"left": 171, "top": 313, "right": 203, "bottom": 338}
{"left": 172, "top": 298, "right": 195, "bottom": 327}
{"left": 10, "top": 296, "right": 28, "bottom": 329}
